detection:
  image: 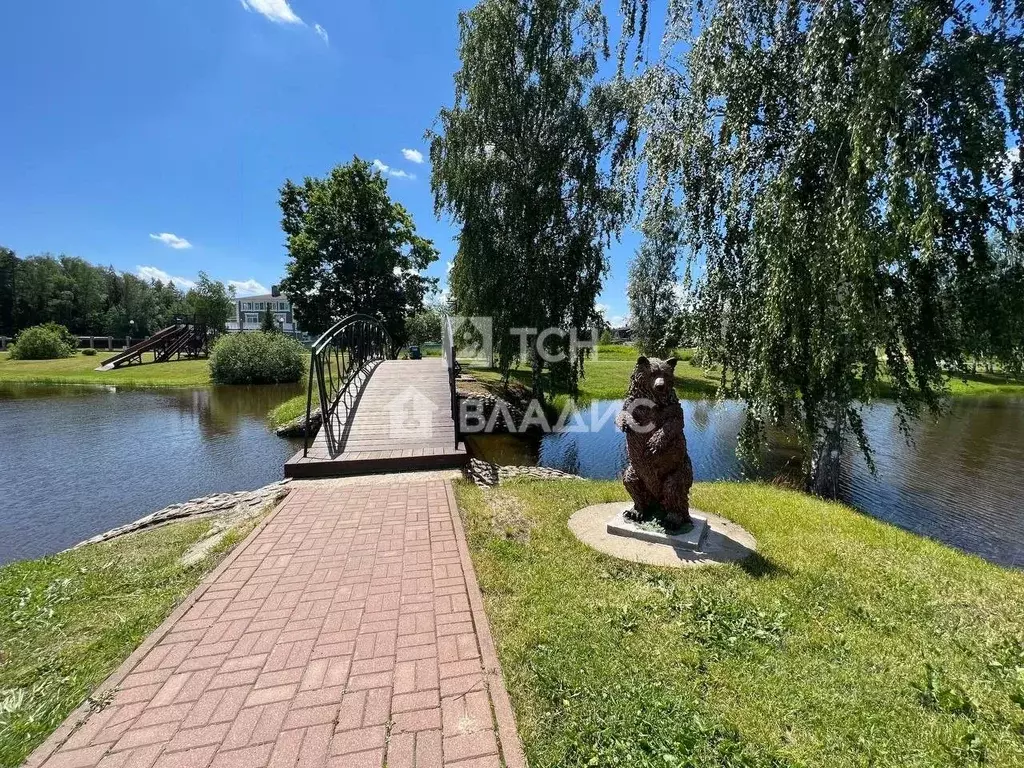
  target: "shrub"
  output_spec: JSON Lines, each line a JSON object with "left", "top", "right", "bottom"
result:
{"left": 209, "top": 332, "right": 307, "bottom": 384}
{"left": 8, "top": 324, "right": 75, "bottom": 360}
{"left": 599, "top": 329, "right": 613, "bottom": 345}
{"left": 40, "top": 322, "right": 80, "bottom": 351}
{"left": 81, "top": 348, "right": 98, "bottom": 356}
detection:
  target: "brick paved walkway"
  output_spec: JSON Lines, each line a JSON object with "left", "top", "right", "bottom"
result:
{"left": 27, "top": 478, "right": 526, "bottom": 768}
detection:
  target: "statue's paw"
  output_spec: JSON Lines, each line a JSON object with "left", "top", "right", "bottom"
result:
{"left": 662, "top": 511, "right": 691, "bottom": 533}
{"left": 624, "top": 506, "right": 646, "bottom": 523}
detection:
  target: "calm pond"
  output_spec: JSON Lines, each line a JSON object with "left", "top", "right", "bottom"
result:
{"left": 0, "top": 382, "right": 302, "bottom": 565}
{"left": 469, "top": 396, "right": 1024, "bottom": 569}
{"left": 2, "top": 384, "right": 1023, "bottom": 569}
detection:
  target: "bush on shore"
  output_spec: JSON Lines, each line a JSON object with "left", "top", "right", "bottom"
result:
{"left": 8, "top": 324, "right": 76, "bottom": 360}
{"left": 209, "top": 331, "right": 306, "bottom": 384}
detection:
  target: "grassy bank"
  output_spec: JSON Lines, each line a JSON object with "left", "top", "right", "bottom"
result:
{"left": 466, "top": 344, "right": 1024, "bottom": 403}
{"left": 467, "top": 345, "right": 721, "bottom": 404}
{"left": 268, "top": 388, "right": 318, "bottom": 427}
{"left": 455, "top": 478, "right": 1024, "bottom": 767}
{"left": 947, "top": 370, "right": 1024, "bottom": 396}
{"left": 0, "top": 351, "right": 211, "bottom": 387}
{"left": 0, "top": 518, "right": 258, "bottom": 766}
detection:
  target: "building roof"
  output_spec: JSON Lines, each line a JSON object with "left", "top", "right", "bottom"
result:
{"left": 236, "top": 293, "right": 289, "bottom": 303}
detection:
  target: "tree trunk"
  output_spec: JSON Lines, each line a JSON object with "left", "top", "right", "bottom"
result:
{"left": 808, "top": 420, "right": 843, "bottom": 499}
{"left": 530, "top": 347, "right": 545, "bottom": 405}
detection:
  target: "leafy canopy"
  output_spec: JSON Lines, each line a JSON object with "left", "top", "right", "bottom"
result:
{"left": 278, "top": 158, "right": 438, "bottom": 345}
{"left": 182, "top": 272, "right": 234, "bottom": 333}
{"left": 0, "top": 249, "right": 193, "bottom": 338}
{"left": 627, "top": 218, "right": 680, "bottom": 357}
{"left": 429, "top": 0, "right": 630, "bottom": 399}
{"left": 624, "top": 0, "right": 1024, "bottom": 492}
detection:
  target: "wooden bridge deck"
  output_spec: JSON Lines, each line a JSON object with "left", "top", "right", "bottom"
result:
{"left": 284, "top": 360, "right": 467, "bottom": 478}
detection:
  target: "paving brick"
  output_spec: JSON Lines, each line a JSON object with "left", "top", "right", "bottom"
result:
{"left": 391, "top": 707, "right": 442, "bottom": 734}
{"left": 393, "top": 689, "right": 440, "bottom": 714}
{"left": 326, "top": 748, "right": 383, "bottom": 768}
{"left": 295, "top": 723, "right": 333, "bottom": 766}
{"left": 415, "top": 730, "right": 444, "bottom": 767}
{"left": 209, "top": 742, "right": 272, "bottom": 768}
{"left": 153, "top": 744, "right": 219, "bottom": 768}
{"left": 330, "top": 725, "right": 386, "bottom": 756}
{"left": 443, "top": 730, "right": 498, "bottom": 764}
{"left": 32, "top": 481, "right": 525, "bottom": 768}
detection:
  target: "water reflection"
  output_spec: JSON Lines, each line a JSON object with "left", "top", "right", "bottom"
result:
{"left": 469, "top": 397, "right": 1024, "bottom": 568}
{"left": 0, "top": 383, "right": 303, "bottom": 565}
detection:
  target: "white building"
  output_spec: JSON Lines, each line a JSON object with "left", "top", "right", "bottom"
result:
{"left": 227, "top": 287, "right": 302, "bottom": 334}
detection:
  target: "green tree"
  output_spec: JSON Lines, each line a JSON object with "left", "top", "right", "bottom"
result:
{"left": 627, "top": 220, "right": 679, "bottom": 357}
{"left": 429, "top": 0, "right": 629, "bottom": 401}
{"left": 183, "top": 272, "right": 234, "bottom": 333}
{"left": 0, "top": 247, "right": 17, "bottom": 337}
{"left": 278, "top": 158, "right": 438, "bottom": 346}
{"left": 406, "top": 306, "right": 443, "bottom": 345}
{"left": 12, "top": 256, "right": 62, "bottom": 331}
{"left": 624, "top": 0, "right": 1024, "bottom": 494}
{"left": 961, "top": 234, "right": 1024, "bottom": 376}
{"left": 261, "top": 306, "right": 279, "bottom": 333}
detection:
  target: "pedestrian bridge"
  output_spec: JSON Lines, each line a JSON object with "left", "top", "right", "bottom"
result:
{"left": 284, "top": 315, "right": 466, "bottom": 478}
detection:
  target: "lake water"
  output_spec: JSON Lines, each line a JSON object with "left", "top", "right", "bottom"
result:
{"left": 468, "top": 397, "right": 1024, "bottom": 569}
{"left": 0, "top": 383, "right": 302, "bottom": 565}
{"left": 3, "top": 384, "right": 1023, "bottom": 570}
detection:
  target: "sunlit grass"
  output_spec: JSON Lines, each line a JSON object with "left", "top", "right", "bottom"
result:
{"left": 0, "top": 351, "right": 211, "bottom": 387}
{"left": 465, "top": 345, "right": 720, "bottom": 403}
{"left": 455, "top": 478, "right": 1024, "bottom": 767}
{"left": 463, "top": 345, "right": 1024, "bottom": 403}
{"left": 0, "top": 518, "right": 261, "bottom": 766}
{"left": 267, "top": 388, "right": 319, "bottom": 427}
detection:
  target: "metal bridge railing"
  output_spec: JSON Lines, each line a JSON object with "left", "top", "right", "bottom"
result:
{"left": 303, "top": 314, "right": 393, "bottom": 457}
{"left": 442, "top": 315, "right": 459, "bottom": 447}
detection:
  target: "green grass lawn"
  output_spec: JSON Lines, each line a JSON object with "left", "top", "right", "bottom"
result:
{"left": 0, "top": 518, "right": 258, "bottom": 767}
{"left": 0, "top": 351, "right": 211, "bottom": 387}
{"left": 946, "top": 370, "right": 1024, "bottom": 396}
{"left": 455, "top": 478, "right": 1024, "bottom": 767}
{"left": 465, "top": 344, "right": 1024, "bottom": 403}
{"left": 466, "top": 345, "right": 721, "bottom": 404}
{"left": 268, "top": 387, "right": 319, "bottom": 427}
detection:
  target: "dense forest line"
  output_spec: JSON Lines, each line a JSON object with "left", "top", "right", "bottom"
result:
{"left": 0, "top": 247, "right": 233, "bottom": 338}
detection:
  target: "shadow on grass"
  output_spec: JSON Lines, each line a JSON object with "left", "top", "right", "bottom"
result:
{"left": 738, "top": 551, "right": 791, "bottom": 580}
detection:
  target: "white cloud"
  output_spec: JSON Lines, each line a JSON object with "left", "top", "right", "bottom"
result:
{"left": 609, "top": 315, "right": 627, "bottom": 327}
{"left": 402, "top": 148, "right": 424, "bottom": 164}
{"left": 314, "top": 23, "right": 329, "bottom": 44}
{"left": 228, "top": 279, "right": 269, "bottom": 296}
{"left": 136, "top": 266, "right": 197, "bottom": 289}
{"left": 149, "top": 232, "right": 192, "bottom": 250}
{"left": 239, "top": 0, "right": 302, "bottom": 24}
{"left": 372, "top": 158, "right": 416, "bottom": 180}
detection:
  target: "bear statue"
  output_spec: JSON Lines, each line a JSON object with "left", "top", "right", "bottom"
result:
{"left": 615, "top": 355, "right": 694, "bottom": 531}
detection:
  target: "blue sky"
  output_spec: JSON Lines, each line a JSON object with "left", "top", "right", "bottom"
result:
{"left": 0, "top": 0, "right": 638, "bottom": 325}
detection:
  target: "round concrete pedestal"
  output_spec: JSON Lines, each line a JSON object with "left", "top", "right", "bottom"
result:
{"left": 569, "top": 502, "right": 757, "bottom": 568}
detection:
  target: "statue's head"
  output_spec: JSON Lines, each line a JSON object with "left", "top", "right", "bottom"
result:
{"left": 628, "top": 355, "right": 678, "bottom": 404}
